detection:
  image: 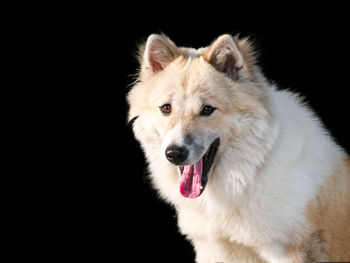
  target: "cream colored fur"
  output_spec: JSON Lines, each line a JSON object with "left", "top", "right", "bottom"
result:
{"left": 128, "top": 34, "right": 350, "bottom": 262}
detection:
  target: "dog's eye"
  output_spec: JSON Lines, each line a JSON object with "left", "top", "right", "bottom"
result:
{"left": 200, "top": 105, "right": 216, "bottom": 116}
{"left": 160, "top": 104, "right": 172, "bottom": 115}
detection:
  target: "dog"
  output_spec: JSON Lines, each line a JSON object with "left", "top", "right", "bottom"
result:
{"left": 127, "top": 34, "right": 350, "bottom": 262}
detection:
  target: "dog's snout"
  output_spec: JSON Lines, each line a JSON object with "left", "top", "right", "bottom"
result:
{"left": 165, "top": 145, "right": 189, "bottom": 165}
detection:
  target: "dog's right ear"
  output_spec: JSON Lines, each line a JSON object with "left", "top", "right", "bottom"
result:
{"left": 204, "top": 34, "right": 257, "bottom": 82}
{"left": 138, "top": 34, "right": 179, "bottom": 80}
{"left": 204, "top": 35, "right": 244, "bottom": 81}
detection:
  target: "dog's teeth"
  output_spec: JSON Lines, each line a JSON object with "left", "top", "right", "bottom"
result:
{"left": 200, "top": 186, "right": 203, "bottom": 189}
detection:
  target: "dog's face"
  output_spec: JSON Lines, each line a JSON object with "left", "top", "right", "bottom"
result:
{"left": 128, "top": 34, "right": 269, "bottom": 198}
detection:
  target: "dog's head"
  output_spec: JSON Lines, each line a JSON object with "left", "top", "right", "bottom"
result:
{"left": 128, "top": 34, "right": 271, "bottom": 199}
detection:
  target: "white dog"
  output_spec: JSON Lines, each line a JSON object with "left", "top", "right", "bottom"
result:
{"left": 128, "top": 34, "right": 350, "bottom": 262}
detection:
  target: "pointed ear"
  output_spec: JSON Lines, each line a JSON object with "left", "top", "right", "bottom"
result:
{"left": 204, "top": 34, "right": 246, "bottom": 81}
{"left": 138, "top": 34, "right": 179, "bottom": 80}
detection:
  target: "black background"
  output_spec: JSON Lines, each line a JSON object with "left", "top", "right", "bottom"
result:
{"left": 56, "top": 4, "right": 350, "bottom": 262}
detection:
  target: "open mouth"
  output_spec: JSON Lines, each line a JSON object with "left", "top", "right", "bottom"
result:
{"left": 179, "top": 138, "right": 220, "bottom": 198}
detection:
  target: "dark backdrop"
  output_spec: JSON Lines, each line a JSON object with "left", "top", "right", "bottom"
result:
{"left": 63, "top": 5, "right": 350, "bottom": 262}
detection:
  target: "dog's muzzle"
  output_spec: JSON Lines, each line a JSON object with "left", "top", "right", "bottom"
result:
{"left": 165, "top": 145, "right": 189, "bottom": 165}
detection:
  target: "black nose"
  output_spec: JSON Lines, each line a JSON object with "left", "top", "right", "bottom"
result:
{"left": 165, "top": 145, "right": 189, "bottom": 165}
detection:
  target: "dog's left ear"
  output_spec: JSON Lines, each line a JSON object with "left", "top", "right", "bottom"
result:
{"left": 205, "top": 34, "right": 254, "bottom": 81}
{"left": 138, "top": 34, "right": 179, "bottom": 80}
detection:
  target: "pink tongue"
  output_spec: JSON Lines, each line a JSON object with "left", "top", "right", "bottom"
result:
{"left": 179, "top": 159, "right": 203, "bottom": 198}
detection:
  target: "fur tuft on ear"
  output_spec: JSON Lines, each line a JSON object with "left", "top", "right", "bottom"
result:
{"left": 138, "top": 34, "right": 179, "bottom": 80}
{"left": 234, "top": 36, "right": 258, "bottom": 71}
{"left": 204, "top": 34, "right": 257, "bottom": 81}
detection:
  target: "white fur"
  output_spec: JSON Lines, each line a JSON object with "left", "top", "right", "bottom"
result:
{"left": 133, "top": 84, "right": 342, "bottom": 262}
{"left": 129, "top": 35, "right": 347, "bottom": 262}
{"left": 161, "top": 122, "right": 183, "bottom": 161}
{"left": 184, "top": 48, "right": 198, "bottom": 70}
